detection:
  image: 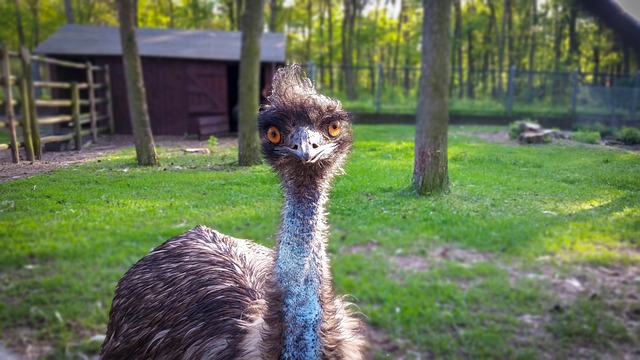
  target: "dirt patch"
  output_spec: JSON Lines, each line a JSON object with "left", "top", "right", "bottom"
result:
{"left": 342, "top": 241, "right": 381, "bottom": 255}
{"left": 0, "top": 135, "right": 235, "bottom": 183}
{"left": 367, "top": 326, "right": 429, "bottom": 360}
{"left": 474, "top": 129, "right": 640, "bottom": 152}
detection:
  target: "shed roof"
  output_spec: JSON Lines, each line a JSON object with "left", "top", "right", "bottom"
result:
{"left": 34, "top": 25, "right": 286, "bottom": 63}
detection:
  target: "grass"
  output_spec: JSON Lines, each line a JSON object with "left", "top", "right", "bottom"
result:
{"left": 0, "top": 129, "right": 10, "bottom": 145}
{"left": 1, "top": 125, "right": 639, "bottom": 358}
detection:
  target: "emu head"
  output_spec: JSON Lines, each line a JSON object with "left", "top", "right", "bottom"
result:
{"left": 258, "top": 65, "right": 352, "bottom": 190}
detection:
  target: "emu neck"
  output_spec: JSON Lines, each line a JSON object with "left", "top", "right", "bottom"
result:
{"left": 274, "top": 185, "right": 329, "bottom": 359}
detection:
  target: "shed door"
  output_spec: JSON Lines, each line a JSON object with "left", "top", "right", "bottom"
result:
{"left": 186, "top": 62, "right": 229, "bottom": 136}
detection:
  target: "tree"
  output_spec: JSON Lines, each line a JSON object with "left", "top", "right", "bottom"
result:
{"left": 237, "top": 0, "right": 266, "bottom": 166}
{"left": 63, "top": 0, "right": 74, "bottom": 23}
{"left": 413, "top": 0, "right": 451, "bottom": 195}
{"left": 116, "top": 0, "right": 159, "bottom": 166}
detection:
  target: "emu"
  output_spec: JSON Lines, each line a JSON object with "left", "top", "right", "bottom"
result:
{"left": 100, "top": 65, "right": 367, "bottom": 359}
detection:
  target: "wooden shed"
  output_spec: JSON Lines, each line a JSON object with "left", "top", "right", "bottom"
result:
{"left": 34, "top": 25, "right": 285, "bottom": 136}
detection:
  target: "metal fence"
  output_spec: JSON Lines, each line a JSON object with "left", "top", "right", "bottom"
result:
{"left": 304, "top": 62, "right": 640, "bottom": 122}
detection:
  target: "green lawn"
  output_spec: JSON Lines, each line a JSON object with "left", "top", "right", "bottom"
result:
{"left": 1, "top": 125, "right": 639, "bottom": 358}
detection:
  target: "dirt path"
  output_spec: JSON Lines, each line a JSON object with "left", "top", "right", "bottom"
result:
{"left": 0, "top": 135, "right": 214, "bottom": 183}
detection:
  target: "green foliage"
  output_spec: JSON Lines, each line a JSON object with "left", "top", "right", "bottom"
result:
{"left": 619, "top": 127, "right": 640, "bottom": 145}
{"left": 571, "top": 130, "right": 602, "bottom": 144}
{"left": 207, "top": 135, "right": 218, "bottom": 151}
{"left": 1, "top": 126, "right": 639, "bottom": 357}
{"left": 0, "top": 129, "right": 10, "bottom": 145}
{"left": 574, "top": 122, "right": 614, "bottom": 137}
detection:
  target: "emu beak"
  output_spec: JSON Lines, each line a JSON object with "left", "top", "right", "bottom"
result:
{"left": 285, "top": 127, "right": 333, "bottom": 163}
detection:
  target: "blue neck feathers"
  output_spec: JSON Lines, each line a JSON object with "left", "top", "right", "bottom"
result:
{"left": 274, "top": 189, "right": 328, "bottom": 359}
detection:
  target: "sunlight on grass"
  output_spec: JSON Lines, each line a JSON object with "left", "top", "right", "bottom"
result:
{"left": 1, "top": 125, "right": 639, "bottom": 358}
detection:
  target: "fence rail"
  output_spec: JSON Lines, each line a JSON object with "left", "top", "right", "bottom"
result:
{"left": 0, "top": 44, "right": 115, "bottom": 163}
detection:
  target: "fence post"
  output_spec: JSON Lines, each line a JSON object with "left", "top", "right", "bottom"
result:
{"left": 19, "top": 78, "right": 35, "bottom": 161}
{"left": 375, "top": 63, "right": 382, "bottom": 113}
{"left": 570, "top": 69, "right": 579, "bottom": 116}
{"left": 506, "top": 65, "right": 516, "bottom": 116}
{"left": 71, "top": 81, "right": 82, "bottom": 150}
{"left": 104, "top": 65, "right": 115, "bottom": 135}
{"left": 1, "top": 44, "right": 19, "bottom": 163}
{"left": 20, "top": 46, "right": 41, "bottom": 160}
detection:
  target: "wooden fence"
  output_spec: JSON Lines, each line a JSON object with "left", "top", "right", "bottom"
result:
{"left": 0, "top": 44, "right": 114, "bottom": 163}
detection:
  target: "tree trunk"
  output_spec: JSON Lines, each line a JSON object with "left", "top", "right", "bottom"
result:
{"left": 392, "top": 0, "right": 406, "bottom": 86}
{"left": 268, "top": 0, "right": 282, "bottom": 32}
{"left": 236, "top": 0, "right": 244, "bottom": 31}
{"left": 237, "top": 0, "right": 266, "bottom": 166}
{"left": 306, "top": 0, "right": 312, "bottom": 62}
{"left": 486, "top": 1, "right": 497, "bottom": 97}
{"left": 413, "top": 0, "right": 451, "bottom": 195}
{"left": 342, "top": 0, "right": 356, "bottom": 100}
{"left": 117, "top": 0, "right": 159, "bottom": 166}
{"left": 467, "top": 28, "right": 474, "bottom": 98}
{"left": 505, "top": 0, "right": 513, "bottom": 68}
{"left": 168, "top": 0, "right": 174, "bottom": 28}
{"left": 327, "top": 0, "right": 334, "bottom": 91}
{"left": 12, "top": 0, "right": 26, "bottom": 47}
{"left": 497, "top": 1, "right": 505, "bottom": 96}
{"left": 133, "top": 0, "right": 139, "bottom": 27}
{"left": 567, "top": 0, "right": 579, "bottom": 68}
{"left": 26, "top": 0, "right": 40, "bottom": 47}
{"left": 453, "top": 0, "right": 463, "bottom": 98}
{"left": 64, "top": 0, "right": 74, "bottom": 24}
{"left": 528, "top": 0, "right": 537, "bottom": 92}
{"left": 553, "top": 3, "right": 562, "bottom": 71}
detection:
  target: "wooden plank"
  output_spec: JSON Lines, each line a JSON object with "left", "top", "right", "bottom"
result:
{"left": 0, "top": 99, "right": 18, "bottom": 107}
{"left": 38, "top": 115, "right": 72, "bottom": 125}
{"left": 41, "top": 133, "right": 75, "bottom": 144}
{"left": 31, "top": 54, "right": 86, "bottom": 69}
{"left": 96, "top": 125, "right": 109, "bottom": 135}
{"left": 93, "top": 83, "right": 105, "bottom": 90}
{"left": 86, "top": 61, "right": 98, "bottom": 142}
{"left": 0, "top": 120, "right": 21, "bottom": 128}
{"left": 71, "top": 82, "right": 82, "bottom": 150}
{"left": 1, "top": 43, "right": 19, "bottom": 162}
{"left": 33, "top": 80, "right": 70, "bottom": 89}
{"left": 94, "top": 98, "right": 106, "bottom": 105}
{"left": 0, "top": 75, "right": 16, "bottom": 86}
{"left": 35, "top": 99, "right": 73, "bottom": 107}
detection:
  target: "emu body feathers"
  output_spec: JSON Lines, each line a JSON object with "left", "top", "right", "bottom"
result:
{"left": 101, "top": 65, "right": 367, "bottom": 359}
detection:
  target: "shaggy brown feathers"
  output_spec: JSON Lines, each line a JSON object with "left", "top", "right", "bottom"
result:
{"left": 100, "top": 65, "right": 367, "bottom": 359}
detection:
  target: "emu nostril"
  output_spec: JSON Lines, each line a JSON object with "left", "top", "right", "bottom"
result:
{"left": 292, "top": 144, "right": 298, "bottom": 150}
{"left": 312, "top": 143, "right": 318, "bottom": 149}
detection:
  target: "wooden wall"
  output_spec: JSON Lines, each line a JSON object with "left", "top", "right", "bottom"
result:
{"left": 50, "top": 56, "right": 279, "bottom": 137}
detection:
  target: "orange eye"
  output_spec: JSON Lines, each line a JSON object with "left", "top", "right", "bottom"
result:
{"left": 267, "top": 127, "right": 281, "bottom": 143}
{"left": 328, "top": 121, "right": 342, "bottom": 137}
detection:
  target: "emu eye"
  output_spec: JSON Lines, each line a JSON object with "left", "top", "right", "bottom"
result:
{"left": 328, "top": 121, "right": 342, "bottom": 137}
{"left": 267, "top": 127, "right": 281, "bottom": 143}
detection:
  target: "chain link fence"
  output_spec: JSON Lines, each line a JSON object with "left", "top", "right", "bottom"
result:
{"left": 304, "top": 63, "right": 640, "bottom": 125}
